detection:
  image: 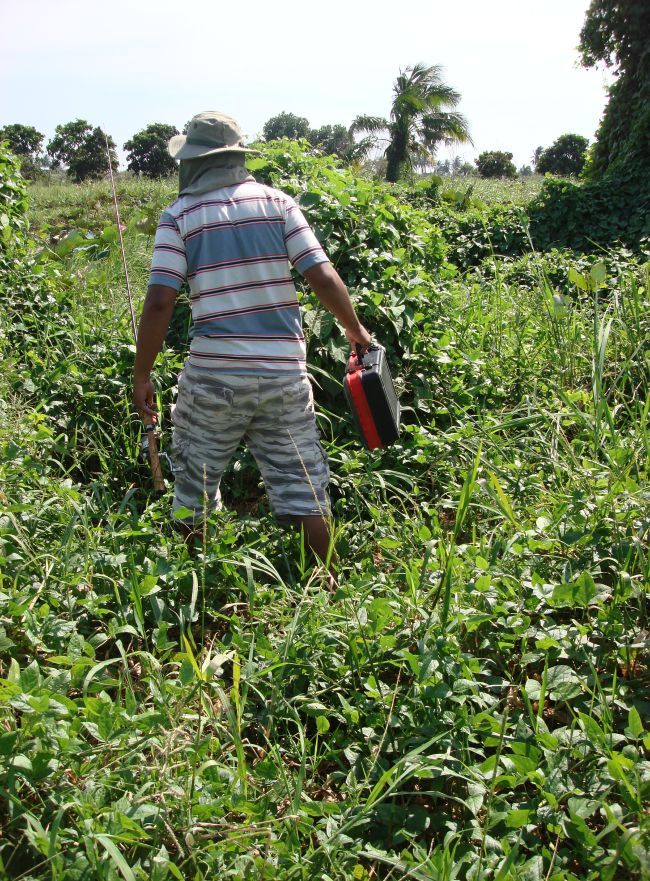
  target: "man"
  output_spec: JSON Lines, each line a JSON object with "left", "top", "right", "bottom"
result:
{"left": 133, "top": 111, "right": 371, "bottom": 572}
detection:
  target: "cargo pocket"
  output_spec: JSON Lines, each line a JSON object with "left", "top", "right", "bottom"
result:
{"left": 170, "top": 384, "right": 194, "bottom": 477}
{"left": 281, "top": 377, "right": 313, "bottom": 417}
{"left": 190, "top": 384, "right": 235, "bottom": 434}
{"left": 170, "top": 407, "right": 193, "bottom": 477}
{"left": 316, "top": 439, "right": 330, "bottom": 481}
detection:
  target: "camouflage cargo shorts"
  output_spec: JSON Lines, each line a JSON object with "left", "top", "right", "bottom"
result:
{"left": 170, "top": 363, "right": 330, "bottom": 522}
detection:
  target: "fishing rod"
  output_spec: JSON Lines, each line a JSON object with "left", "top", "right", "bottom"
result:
{"left": 105, "top": 135, "right": 165, "bottom": 493}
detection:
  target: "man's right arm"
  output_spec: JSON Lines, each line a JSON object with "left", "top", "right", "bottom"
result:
{"left": 303, "top": 262, "right": 372, "bottom": 351}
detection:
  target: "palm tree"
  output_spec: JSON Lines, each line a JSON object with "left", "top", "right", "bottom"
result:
{"left": 349, "top": 63, "right": 472, "bottom": 182}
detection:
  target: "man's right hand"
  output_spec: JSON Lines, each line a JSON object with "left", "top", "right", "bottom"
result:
{"left": 345, "top": 323, "right": 373, "bottom": 354}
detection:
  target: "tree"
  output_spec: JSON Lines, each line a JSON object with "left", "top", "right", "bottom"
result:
{"left": 0, "top": 123, "right": 45, "bottom": 179}
{"left": 536, "top": 134, "right": 589, "bottom": 176}
{"left": 308, "top": 124, "right": 352, "bottom": 160}
{"left": 476, "top": 151, "right": 517, "bottom": 178}
{"left": 263, "top": 112, "right": 311, "bottom": 142}
{"left": 578, "top": 0, "right": 649, "bottom": 178}
{"left": 124, "top": 123, "right": 179, "bottom": 178}
{"left": 350, "top": 63, "right": 472, "bottom": 182}
{"left": 532, "top": 146, "right": 544, "bottom": 168}
{"left": 519, "top": 164, "right": 533, "bottom": 177}
{"left": 47, "top": 120, "right": 118, "bottom": 182}
{"left": 0, "top": 123, "right": 44, "bottom": 157}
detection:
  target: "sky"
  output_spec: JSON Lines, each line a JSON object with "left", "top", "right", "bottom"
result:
{"left": 1, "top": 0, "right": 612, "bottom": 170}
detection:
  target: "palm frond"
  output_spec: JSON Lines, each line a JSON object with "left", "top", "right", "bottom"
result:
{"left": 421, "top": 85, "right": 461, "bottom": 110}
{"left": 348, "top": 115, "right": 389, "bottom": 138}
{"left": 347, "top": 135, "right": 388, "bottom": 163}
{"left": 422, "top": 112, "right": 473, "bottom": 150}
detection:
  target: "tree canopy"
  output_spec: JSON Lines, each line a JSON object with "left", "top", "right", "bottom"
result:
{"left": 0, "top": 124, "right": 44, "bottom": 157}
{"left": 0, "top": 124, "right": 45, "bottom": 179}
{"left": 47, "top": 120, "right": 118, "bottom": 182}
{"left": 476, "top": 151, "right": 517, "bottom": 179}
{"left": 263, "top": 112, "right": 311, "bottom": 142}
{"left": 309, "top": 125, "right": 352, "bottom": 160}
{"left": 262, "top": 114, "right": 353, "bottom": 161}
{"left": 536, "top": 134, "right": 589, "bottom": 176}
{"left": 350, "top": 63, "right": 471, "bottom": 182}
{"left": 124, "top": 123, "right": 179, "bottom": 178}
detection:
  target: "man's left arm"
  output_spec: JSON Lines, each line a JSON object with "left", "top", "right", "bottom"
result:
{"left": 133, "top": 284, "right": 177, "bottom": 419}
{"left": 134, "top": 210, "right": 187, "bottom": 419}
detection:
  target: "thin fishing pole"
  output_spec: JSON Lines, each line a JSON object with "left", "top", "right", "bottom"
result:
{"left": 105, "top": 134, "right": 138, "bottom": 342}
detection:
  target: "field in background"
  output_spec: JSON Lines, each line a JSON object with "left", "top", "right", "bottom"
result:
{"left": 1, "top": 145, "right": 648, "bottom": 881}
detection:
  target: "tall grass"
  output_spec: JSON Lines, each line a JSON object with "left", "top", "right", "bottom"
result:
{"left": 0, "top": 172, "right": 648, "bottom": 880}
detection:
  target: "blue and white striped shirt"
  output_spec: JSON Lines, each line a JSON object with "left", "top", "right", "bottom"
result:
{"left": 149, "top": 180, "right": 329, "bottom": 374}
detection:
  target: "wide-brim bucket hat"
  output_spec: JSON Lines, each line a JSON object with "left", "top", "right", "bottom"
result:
{"left": 168, "top": 111, "right": 258, "bottom": 160}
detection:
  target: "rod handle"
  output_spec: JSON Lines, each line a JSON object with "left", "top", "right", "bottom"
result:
{"left": 144, "top": 421, "right": 165, "bottom": 493}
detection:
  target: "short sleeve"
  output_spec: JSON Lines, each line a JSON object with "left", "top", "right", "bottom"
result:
{"left": 282, "top": 196, "right": 329, "bottom": 276}
{"left": 148, "top": 210, "right": 187, "bottom": 291}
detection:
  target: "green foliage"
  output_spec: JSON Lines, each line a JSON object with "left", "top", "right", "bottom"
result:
{"left": 524, "top": 1, "right": 650, "bottom": 255}
{"left": 0, "top": 123, "right": 44, "bottom": 156}
{"left": 528, "top": 173, "right": 650, "bottom": 252}
{"left": 124, "top": 123, "right": 179, "bottom": 178}
{"left": 263, "top": 111, "right": 311, "bottom": 141}
{"left": 1, "top": 141, "right": 650, "bottom": 881}
{"left": 0, "top": 124, "right": 45, "bottom": 181}
{"left": 536, "top": 133, "right": 589, "bottom": 176}
{"left": 476, "top": 150, "right": 517, "bottom": 179}
{"left": 579, "top": 0, "right": 650, "bottom": 178}
{"left": 351, "top": 63, "right": 471, "bottom": 182}
{"left": 263, "top": 116, "right": 353, "bottom": 161}
{"left": 309, "top": 123, "right": 352, "bottom": 160}
{"left": 0, "top": 143, "right": 29, "bottom": 250}
{"left": 244, "top": 141, "right": 446, "bottom": 399}
{"left": 47, "top": 119, "right": 118, "bottom": 182}
{"left": 434, "top": 202, "right": 529, "bottom": 268}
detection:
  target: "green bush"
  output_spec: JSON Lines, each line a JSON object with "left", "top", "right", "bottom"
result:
{"left": 432, "top": 203, "right": 529, "bottom": 268}
{"left": 0, "top": 142, "right": 29, "bottom": 250}
{"left": 528, "top": 173, "right": 650, "bottom": 252}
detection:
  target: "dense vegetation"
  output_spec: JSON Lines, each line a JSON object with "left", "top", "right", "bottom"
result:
{"left": 526, "top": 0, "right": 650, "bottom": 253}
{"left": 1, "top": 136, "right": 648, "bottom": 880}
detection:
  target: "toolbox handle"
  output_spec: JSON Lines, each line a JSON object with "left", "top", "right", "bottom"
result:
{"left": 348, "top": 341, "right": 376, "bottom": 371}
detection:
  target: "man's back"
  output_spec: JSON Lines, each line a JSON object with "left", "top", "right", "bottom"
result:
{"left": 149, "top": 181, "right": 328, "bottom": 375}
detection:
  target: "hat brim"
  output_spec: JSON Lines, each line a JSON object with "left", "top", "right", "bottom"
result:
{"left": 168, "top": 134, "right": 258, "bottom": 160}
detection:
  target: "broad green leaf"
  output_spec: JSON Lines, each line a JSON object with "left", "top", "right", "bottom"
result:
{"left": 626, "top": 706, "right": 643, "bottom": 739}
{"left": 246, "top": 156, "right": 268, "bottom": 171}
{"left": 546, "top": 665, "right": 581, "bottom": 701}
{"left": 506, "top": 808, "right": 531, "bottom": 828}
{"left": 589, "top": 261, "right": 607, "bottom": 287}
{"left": 568, "top": 266, "right": 588, "bottom": 290}
{"left": 550, "top": 572, "right": 596, "bottom": 608}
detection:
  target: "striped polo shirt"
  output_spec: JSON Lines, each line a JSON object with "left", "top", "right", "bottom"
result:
{"left": 148, "top": 180, "right": 329, "bottom": 374}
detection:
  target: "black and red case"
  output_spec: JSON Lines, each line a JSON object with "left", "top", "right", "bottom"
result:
{"left": 343, "top": 344, "right": 400, "bottom": 450}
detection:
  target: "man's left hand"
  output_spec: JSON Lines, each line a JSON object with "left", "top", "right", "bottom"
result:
{"left": 133, "top": 375, "right": 157, "bottom": 422}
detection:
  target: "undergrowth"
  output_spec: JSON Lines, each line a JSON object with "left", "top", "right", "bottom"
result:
{"left": 0, "top": 142, "right": 648, "bottom": 880}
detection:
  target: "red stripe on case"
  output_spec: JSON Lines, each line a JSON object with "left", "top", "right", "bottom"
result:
{"left": 346, "top": 363, "right": 382, "bottom": 450}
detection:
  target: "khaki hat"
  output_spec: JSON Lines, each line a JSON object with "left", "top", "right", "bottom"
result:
{"left": 168, "top": 111, "right": 256, "bottom": 160}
